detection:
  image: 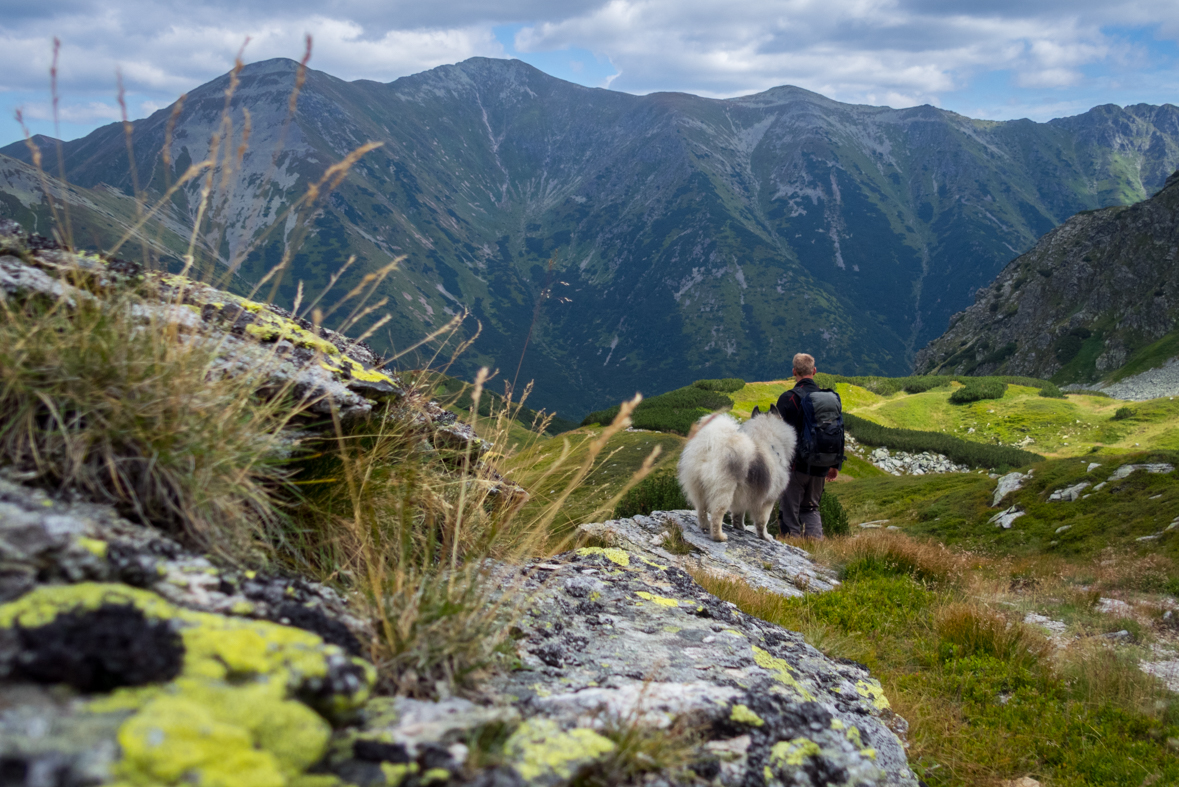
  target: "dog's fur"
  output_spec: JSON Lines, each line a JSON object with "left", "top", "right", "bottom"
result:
{"left": 676, "top": 405, "right": 797, "bottom": 543}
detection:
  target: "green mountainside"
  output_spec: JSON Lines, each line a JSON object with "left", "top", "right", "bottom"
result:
{"left": 4, "top": 57, "right": 1179, "bottom": 416}
{"left": 915, "top": 169, "right": 1179, "bottom": 384}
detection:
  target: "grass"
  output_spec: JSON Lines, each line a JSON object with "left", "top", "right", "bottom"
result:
{"left": 0, "top": 275, "right": 298, "bottom": 560}
{"left": 694, "top": 532, "right": 1179, "bottom": 786}
{"left": 827, "top": 451, "right": 1179, "bottom": 564}
{"left": 581, "top": 384, "right": 733, "bottom": 435}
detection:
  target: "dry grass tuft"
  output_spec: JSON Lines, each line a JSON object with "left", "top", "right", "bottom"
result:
{"left": 934, "top": 602, "right": 1050, "bottom": 671}
{"left": 784, "top": 530, "right": 970, "bottom": 586}
{"left": 0, "top": 285, "right": 300, "bottom": 560}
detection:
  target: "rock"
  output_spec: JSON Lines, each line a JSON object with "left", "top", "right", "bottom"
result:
{"left": 487, "top": 546, "right": 919, "bottom": 786}
{"left": 1023, "top": 613, "right": 1067, "bottom": 636}
{"left": 1097, "top": 598, "right": 1134, "bottom": 616}
{"left": 1108, "top": 463, "right": 1175, "bottom": 481}
{"left": 1047, "top": 481, "right": 1091, "bottom": 502}
{"left": 992, "top": 471, "right": 1031, "bottom": 507}
{"left": 1092, "top": 482, "right": 1107, "bottom": 491}
{"left": 989, "top": 506, "right": 1026, "bottom": 529}
{"left": 1086, "top": 462, "right": 1102, "bottom": 472}
{"left": 1104, "top": 629, "right": 1134, "bottom": 642}
{"left": 579, "top": 511, "right": 839, "bottom": 597}
{"left": 1004, "top": 778, "right": 1042, "bottom": 787}
{"left": 1054, "top": 525, "right": 1072, "bottom": 534}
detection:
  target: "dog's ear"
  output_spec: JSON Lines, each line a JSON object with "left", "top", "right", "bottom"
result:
{"left": 752, "top": 405, "right": 761, "bottom": 417}
{"left": 769, "top": 404, "right": 781, "bottom": 418}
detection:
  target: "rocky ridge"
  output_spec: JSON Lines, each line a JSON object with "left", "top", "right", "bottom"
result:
{"left": 845, "top": 436, "right": 969, "bottom": 476}
{"left": 915, "top": 170, "right": 1179, "bottom": 387}
{"left": 5, "top": 59, "right": 1179, "bottom": 414}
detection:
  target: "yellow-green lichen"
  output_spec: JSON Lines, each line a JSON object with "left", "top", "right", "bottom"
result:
{"left": 751, "top": 646, "right": 815, "bottom": 701}
{"left": 729, "top": 704, "right": 764, "bottom": 727}
{"left": 421, "top": 768, "right": 450, "bottom": 784}
{"left": 576, "top": 547, "right": 630, "bottom": 567}
{"left": 0, "top": 583, "right": 374, "bottom": 787}
{"left": 845, "top": 725, "right": 863, "bottom": 747}
{"left": 769, "top": 737, "right": 821, "bottom": 767}
{"left": 635, "top": 591, "right": 680, "bottom": 607}
{"left": 76, "top": 537, "right": 109, "bottom": 558}
{"left": 855, "top": 679, "right": 891, "bottom": 710}
{"left": 830, "top": 719, "right": 845, "bottom": 731}
{"left": 379, "top": 762, "right": 418, "bottom": 786}
{"left": 860, "top": 748, "right": 877, "bottom": 761}
{"left": 506, "top": 718, "right": 615, "bottom": 782}
{"left": 635, "top": 554, "right": 668, "bottom": 570}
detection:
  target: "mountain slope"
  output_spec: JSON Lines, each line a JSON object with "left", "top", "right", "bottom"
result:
{"left": 914, "top": 170, "right": 1179, "bottom": 383}
{"left": 3, "top": 58, "right": 1179, "bottom": 415}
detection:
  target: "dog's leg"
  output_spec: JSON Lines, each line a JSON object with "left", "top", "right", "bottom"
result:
{"left": 709, "top": 506, "right": 729, "bottom": 542}
{"left": 754, "top": 503, "right": 776, "bottom": 543}
{"left": 696, "top": 508, "right": 709, "bottom": 533}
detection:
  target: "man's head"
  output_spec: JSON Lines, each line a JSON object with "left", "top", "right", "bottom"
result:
{"left": 792, "top": 352, "right": 816, "bottom": 379}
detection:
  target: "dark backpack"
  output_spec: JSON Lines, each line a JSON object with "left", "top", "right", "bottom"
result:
{"left": 793, "top": 388, "right": 845, "bottom": 468}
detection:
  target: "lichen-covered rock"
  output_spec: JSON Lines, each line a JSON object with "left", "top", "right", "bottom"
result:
{"left": 0, "top": 221, "right": 481, "bottom": 452}
{"left": 580, "top": 511, "right": 839, "bottom": 598}
{"left": 480, "top": 546, "right": 918, "bottom": 786}
{"left": 0, "top": 582, "right": 375, "bottom": 787}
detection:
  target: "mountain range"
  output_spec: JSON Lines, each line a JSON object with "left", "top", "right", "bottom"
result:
{"left": 3, "top": 57, "right": 1179, "bottom": 415}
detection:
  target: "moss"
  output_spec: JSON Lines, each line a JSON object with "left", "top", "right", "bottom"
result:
{"left": 379, "top": 762, "right": 417, "bottom": 786}
{"left": 1, "top": 583, "right": 374, "bottom": 786}
{"left": 635, "top": 591, "right": 681, "bottom": 607}
{"left": 768, "top": 737, "right": 821, "bottom": 767}
{"left": 505, "top": 718, "right": 616, "bottom": 782}
{"left": 576, "top": 547, "right": 630, "bottom": 567}
{"left": 751, "top": 646, "right": 815, "bottom": 701}
{"left": 729, "top": 704, "right": 764, "bottom": 726}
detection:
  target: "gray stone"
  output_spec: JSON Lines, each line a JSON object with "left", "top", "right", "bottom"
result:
{"left": 1048, "top": 481, "right": 1091, "bottom": 502}
{"left": 1108, "top": 463, "right": 1175, "bottom": 481}
{"left": 989, "top": 506, "right": 1026, "bottom": 529}
{"left": 580, "top": 511, "right": 839, "bottom": 598}
{"left": 992, "top": 471, "right": 1031, "bottom": 507}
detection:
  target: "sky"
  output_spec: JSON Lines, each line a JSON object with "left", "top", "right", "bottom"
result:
{"left": 2, "top": 0, "right": 1178, "bottom": 146}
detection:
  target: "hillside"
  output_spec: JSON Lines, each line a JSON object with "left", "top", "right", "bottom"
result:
{"left": 914, "top": 169, "right": 1179, "bottom": 385}
{"left": 4, "top": 58, "right": 1179, "bottom": 415}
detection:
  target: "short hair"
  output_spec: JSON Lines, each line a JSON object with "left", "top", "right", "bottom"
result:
{"left": 793, "top": 353, "right": 816, "bottom": 377}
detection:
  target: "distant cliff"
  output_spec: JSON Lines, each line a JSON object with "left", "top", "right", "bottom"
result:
{"left": 914, "top": 171, "right": 1179, "bottom": 383}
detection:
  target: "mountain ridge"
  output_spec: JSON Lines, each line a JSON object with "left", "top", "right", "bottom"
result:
{"left": 3, "top": 56, "right": 1179, "bottom": 416}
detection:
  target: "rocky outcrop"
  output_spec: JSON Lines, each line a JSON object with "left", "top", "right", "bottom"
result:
{"left": 1, "top": 468, "right": 920, "bottom": 786}
{"left": 915, "top": 170, "right": 1179, "bottom": 385}
{"left": 0, "top": 220, "right": 483, "bottom": 454}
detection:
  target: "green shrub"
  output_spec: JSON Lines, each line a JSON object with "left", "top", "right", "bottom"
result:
{"left": 582, "top": 385, "right": 732, "bottom": 434}
{"left": 692, "top": 378, "right": 745, "bottom": 393}
{"left": 843, "top": 413, "right": 1040, "bottom": 471}
{"left": 1038, "top": 382, "right": 1066, "bottom": 398}
{"left": 819, "top": 491, "right": 849, "bottom": 537}
{"left": 1113, "top": 406, "right": 1137, "bottom": 421}
{"left": 613, "top": 471, "right": 690, "bottom": 518}
{"left": 949, "top": 379, "right": 1007, "bottom": 404}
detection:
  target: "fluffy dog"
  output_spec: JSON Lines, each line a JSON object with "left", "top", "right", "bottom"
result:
{"left": 677, "top": 405, "right": 797, "bottom": 543}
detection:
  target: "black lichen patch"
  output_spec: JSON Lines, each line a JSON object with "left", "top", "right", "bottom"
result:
{"left": 13, "top": 603, "right": 183, "bottom": 692}
{"left": 353, "top": 740, "right": 411, "bottom": 763}
{"left": 274, "top": 602, "right": 364, "bottom": 657}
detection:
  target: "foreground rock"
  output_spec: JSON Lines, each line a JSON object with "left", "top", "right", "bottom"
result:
{"left": 1, "top": 472, "right": 919, "bottom": 786}
{"left": 487, "top": 545, "right": 918, "bottom": 786}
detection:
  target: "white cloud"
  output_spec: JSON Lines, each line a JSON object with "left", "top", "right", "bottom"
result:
{"left": 1, "top": 0, "right": 1178, "bottom": 139}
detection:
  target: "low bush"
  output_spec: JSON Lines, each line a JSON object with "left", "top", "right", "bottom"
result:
{"left": 949, "top": 379, "right": 1007, "bottom": 404}
{"left": 819, "top": 491, "right": 849, "bottom": 537}
{"left": 843, "top": 413, "right": 1040, "bottom": 470}
{"left": 1113, "top": 406, "right": 1137, "bottom": 421}
{"left": 1037, "top": 381, "right": 1066, "bottom": 398}
{"left": 582, "top": 384, "right": 732, "bottom": 435}
{"left": 613, "top": 471, "right": 689, "bottom": 518}
{"left": 692, "top": 378, "right": 746, "bottom": 393}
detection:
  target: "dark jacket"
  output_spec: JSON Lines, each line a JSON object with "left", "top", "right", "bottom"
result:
{"left": 775, "top": 378, "right": 833, "bottom": 477}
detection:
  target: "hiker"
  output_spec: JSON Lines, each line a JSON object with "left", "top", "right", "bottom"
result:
{"left": 775, "top": 353, "right": 845, "bottom": 538}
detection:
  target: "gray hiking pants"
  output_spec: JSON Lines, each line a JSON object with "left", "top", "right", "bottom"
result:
{"left": 779, "top": 469, "right": 825, "bottom": 539}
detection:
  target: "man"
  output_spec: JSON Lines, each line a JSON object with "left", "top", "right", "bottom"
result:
{"left": 775, "top": 353, "right": 842, "bottom": 538}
